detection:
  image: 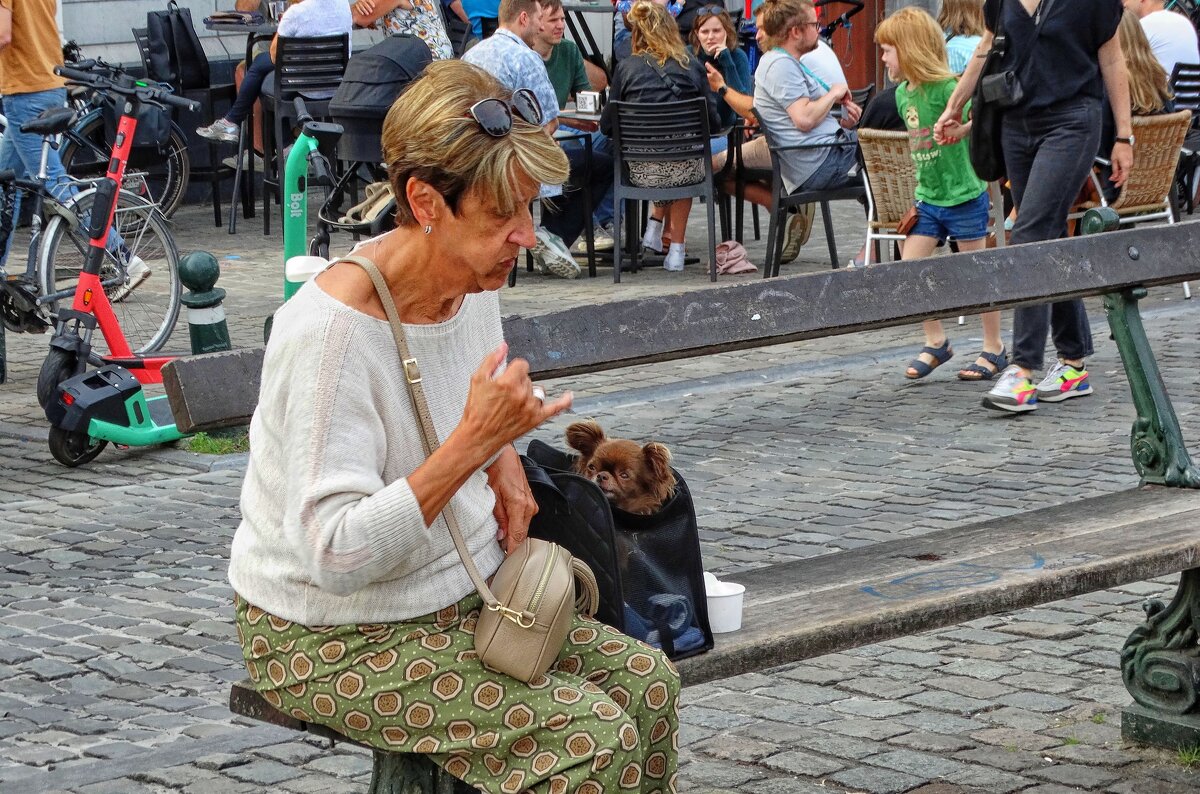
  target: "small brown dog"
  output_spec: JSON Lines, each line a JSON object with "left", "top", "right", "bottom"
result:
{"left": 565, "top": 420, "right": 676, "bottom": 515}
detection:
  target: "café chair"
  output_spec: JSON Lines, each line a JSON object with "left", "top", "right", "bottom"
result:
{"left": 609, "top": 97, "right": 719, "bottom": 282}
{"left": 856, "top": 128, "right": 916, "bottom": 266}
{"left": 1078, "top": 110, "right": 1193, "bottom": 298}
{"left": 259, "top": 33, "right": 351, "bottom": 234}
{"left": 750, "top": 108, "right": 865, "bottom": 277}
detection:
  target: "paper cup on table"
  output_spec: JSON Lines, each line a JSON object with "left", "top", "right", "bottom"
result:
{"left": 705, "top": 577, "right": 745, "bottom": 634}
{"left": 284, "top": 255, "right": 328, "bottom": 300}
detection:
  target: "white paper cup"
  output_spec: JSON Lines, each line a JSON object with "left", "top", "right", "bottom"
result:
{"left": 284, "top": 255, "right": 328, "bottom": 299}
{"left": 706, "top": 580, "right": 745, "bottom": 634}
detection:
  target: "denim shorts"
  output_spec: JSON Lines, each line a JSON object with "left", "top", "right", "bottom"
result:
{"left": 910, "top": 191, "right": 989, "bottom": 242}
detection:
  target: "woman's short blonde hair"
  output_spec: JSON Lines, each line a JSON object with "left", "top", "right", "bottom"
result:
{"left": 936, "top": 0, "right": 984, "bottom": 38}
{"left": 381, "top": 60, "right": 569, "bottom": 226}
{"left": 627, "top": 1, "right": 689, "bottom": 68}
{"left": 876, "top": 7, "right": 954, "bottom": 88}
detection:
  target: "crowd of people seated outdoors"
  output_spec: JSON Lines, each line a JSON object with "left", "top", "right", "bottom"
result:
{"left": 192, "top": 0, "right": 1198, "bottom": 304}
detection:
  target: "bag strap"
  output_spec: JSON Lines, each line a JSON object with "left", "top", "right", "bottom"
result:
{"left": 647, "top": 57, "right": 685, "bottom": 100}
{"left": 339, "top": 254, "right": 504, "bottom": 611}
{"left": 996, "top": 0, "right": 1058, "bottom": 83}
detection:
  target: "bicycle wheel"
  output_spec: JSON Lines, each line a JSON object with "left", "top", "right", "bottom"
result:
{"left": 39, "top": 187, "right": 182, "bottom": 356}
{"left": 59, "top": 114, "right": 190, "bottom": 219}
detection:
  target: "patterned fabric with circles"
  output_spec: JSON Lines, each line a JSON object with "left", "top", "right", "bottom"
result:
{"left": 234, "top": 593, "right": 680, "bottom": 793}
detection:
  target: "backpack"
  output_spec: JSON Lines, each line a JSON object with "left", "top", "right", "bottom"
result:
{"left": 145, "top": 1, "right": 211, "bottom": 92}
{"left": 524, "top": 441, "right": 714, "bottom": 662}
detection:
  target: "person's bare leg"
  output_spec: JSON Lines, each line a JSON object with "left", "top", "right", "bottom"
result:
{"left": 952, "top": 236, "right": 1006, "bottom": 378}
{"left": 665, "top": 198, "right": 692, "bottom": 245}
{"left": 900, "top": 235, "right": 950, "bottom": 377}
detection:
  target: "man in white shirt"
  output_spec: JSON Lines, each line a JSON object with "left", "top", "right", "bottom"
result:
{"left": 1124, "top": 0, "right": 1199, "bottom": 78}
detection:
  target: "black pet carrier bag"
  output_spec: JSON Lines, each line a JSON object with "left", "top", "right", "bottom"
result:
{"left": 524, "top": 440, "right": 714, "bottom": 662}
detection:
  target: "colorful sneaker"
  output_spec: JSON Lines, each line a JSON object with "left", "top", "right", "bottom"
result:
{"left": 196, "top": 118, "right": 239, "bottom": 143}
{"left": 981, "top": 365, "right": 1038, "bottom": 413}
{"left": 780, "top": 203, "right": 815, "bottom": 264}
{"left": 531, "top": 228, "right": 581, "bottom": 279}
{"left": 1035, "top": 360, "right": 1093, "bottom": 402}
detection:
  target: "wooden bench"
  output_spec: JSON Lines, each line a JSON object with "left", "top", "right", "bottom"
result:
{"left": 169, "top": 219, "right": 1200, "bottom": 789}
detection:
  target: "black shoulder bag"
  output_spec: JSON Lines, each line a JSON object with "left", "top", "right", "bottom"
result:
{"left": 146, "top": 1, "right": 211, "bottom": 91}
{"left": 969, "top": 0, "right": 1056, "bottom": 181}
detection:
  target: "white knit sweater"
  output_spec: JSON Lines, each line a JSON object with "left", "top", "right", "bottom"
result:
{"left": 228, "top": 281, "right": 507, "bottom": 625}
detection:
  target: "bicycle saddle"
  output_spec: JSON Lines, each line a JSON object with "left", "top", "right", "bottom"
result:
{"left": 20, "top": 107, "right": 76, "bottom": 136}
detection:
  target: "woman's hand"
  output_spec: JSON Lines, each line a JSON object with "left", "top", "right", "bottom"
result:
{"left": 1110, "top": 141, "right": 1132, "bottom": 188}
{"left": 486, "top": 446, "right": 537, "bottom": 554}
{"left": 353, "top": 0, "right": 376, "bottom": 15}
{"left": 934, "top": 114, "right": 964, "bottom": 146}
{"left": 460, "top": 343, "right": 573, "bottom": 457}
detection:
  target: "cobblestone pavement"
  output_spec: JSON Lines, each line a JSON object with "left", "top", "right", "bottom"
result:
{"left": 2, "top": 200, "right": 1199, "bottom": 792}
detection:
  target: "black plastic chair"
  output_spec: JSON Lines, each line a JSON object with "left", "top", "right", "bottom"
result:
{"left": 1170, "top": 64, "right": 1200, "bottom": 214}
{"left": 1170, "top": 63, "right": 1200, "bottom": 123}
{"left": 751, "top": 107, "right": 865, "bottom": 277}
{"left": 259, "top": 33, "right": 351, "bottom": 234}
{"left": 133, "top": 25, "right": 237, "bottom": 227}
{"left": 609, "top": 98, "right": 718, "bottom": 282}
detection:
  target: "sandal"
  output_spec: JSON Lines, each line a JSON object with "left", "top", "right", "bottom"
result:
{"left": 957, "top": 348, "right": 1009, "bottom": 381}
{"left": 905, "top": 340, "right": 953, "bottom": 379}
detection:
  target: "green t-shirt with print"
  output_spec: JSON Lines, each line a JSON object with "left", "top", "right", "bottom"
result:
{"left": 895, "top": 78, "right": 987, "bottom": 207}
{"left": 544, "top": 39, "right": 590, "bottom": 109}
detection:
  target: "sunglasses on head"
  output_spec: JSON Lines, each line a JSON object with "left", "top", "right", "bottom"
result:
{"left": 467, "top": 88, "right": 543, "bottom": 137}
{"left": 696, "top": 4, "right": 727, "bottom": 17}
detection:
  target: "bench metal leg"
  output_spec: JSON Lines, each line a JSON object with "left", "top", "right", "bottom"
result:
{"left": 1103, "top": 287, "right": 1200, "bottom": 488}
{"left": 1120, "top": 567, "right": 1200, "bottom": 750}
{"left": 367, "top": 750, "right": 474, "bottom": 794}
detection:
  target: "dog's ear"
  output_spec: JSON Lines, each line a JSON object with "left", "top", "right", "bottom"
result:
{"left": 642, "top": 442, "right": 676, "bottom": 499}
{"left": 566, "top": 420, "right": 606, "bottom": 458}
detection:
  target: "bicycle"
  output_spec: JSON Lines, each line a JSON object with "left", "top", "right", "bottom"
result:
{"left": 57, "top": 58, "right": 191, "bottom": 218}
{"left": 0, "top": 112, "right": 183, "bottom": 362}
{"left": 0, "top": 64, "right": 190, "bottom": 218}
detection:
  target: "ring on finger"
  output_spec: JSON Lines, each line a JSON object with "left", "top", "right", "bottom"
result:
{"left": 531, "top": 385, "right": 546, "bottom": 403}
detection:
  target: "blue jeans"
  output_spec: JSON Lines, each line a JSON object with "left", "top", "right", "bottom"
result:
{"left": 1003, "top": 99, "right": 1099, "bottom": 371}
{"left": 795, "top": 139, "right": 857, "bottom": 193}
{"left": 542, "top": 144, "right": 614, "bottom": 247}
{"left": 911, "top": 192, "right": 989, "bottom": 242}
{"left": 228, "top": 52, "right": 274, "bottom": 125}
{"left": 0, "top": 88, "right": 121, "bottom": 269}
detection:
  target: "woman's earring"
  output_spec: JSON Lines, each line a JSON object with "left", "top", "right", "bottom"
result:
{"left": 424, "top": 225, "right": 432, "bottom": 235}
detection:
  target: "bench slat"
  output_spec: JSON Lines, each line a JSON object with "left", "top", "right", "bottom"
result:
{"left": 508, "top": 222, "right": 1200, "bottom": 380}
{"left": 675, "top": 486, "right": 1200, "bottom": 687}
{"left": 165, "top": 223, "right": 1200, "bottom": 432}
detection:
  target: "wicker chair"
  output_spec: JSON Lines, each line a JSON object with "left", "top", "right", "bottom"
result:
{"left": 1080, "top": 110, "right": 1192, "bottom": 297}
{"left": 857, "top": 128, "right": 917, "bottom": 266}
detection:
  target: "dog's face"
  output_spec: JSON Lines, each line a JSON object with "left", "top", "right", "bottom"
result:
{"left": 565, "top": 420, "right": 675, "bottom": 515}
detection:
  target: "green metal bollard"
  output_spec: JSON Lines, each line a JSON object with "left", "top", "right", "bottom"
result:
{"left": 179, "top": 251, "right": 232, "bottom": 355}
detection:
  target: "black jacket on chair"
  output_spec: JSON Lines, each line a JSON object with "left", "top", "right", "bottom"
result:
{"left": 600, "top": 53, "right": 722, "bottom": 137}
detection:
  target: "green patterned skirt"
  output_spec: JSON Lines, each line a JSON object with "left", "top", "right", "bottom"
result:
{"left": 235, "top": 593, "right": 680, "bottom": 793}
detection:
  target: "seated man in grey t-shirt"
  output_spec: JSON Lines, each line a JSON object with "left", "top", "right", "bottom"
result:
{"left": 706, "top": 0, "right": 859, "bottom": 263}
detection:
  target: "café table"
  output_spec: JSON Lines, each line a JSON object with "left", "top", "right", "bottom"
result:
{"left": 203, "top": 19, "right": 278, "bottom": 232}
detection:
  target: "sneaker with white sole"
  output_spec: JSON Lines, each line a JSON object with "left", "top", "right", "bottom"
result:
{"left": 573, "top": 224, "right": 615, "bottom": 254}
{"left": 196, "top": 118, "right": 239, "bottom": 143}
{"left": 780, "top": 203, "right": 815, "bottom": 264}
{"left": 109, "top": 254, "right": 152, "bottom": 303}
{"left": 981, "top": 365, "right": 1038, "bottom": 413}
{"left": 1035, "top": 360, "right": 1093, "bottom": 402}
{"left": 531, "top": 228, "right": 581, "bottom": 279}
